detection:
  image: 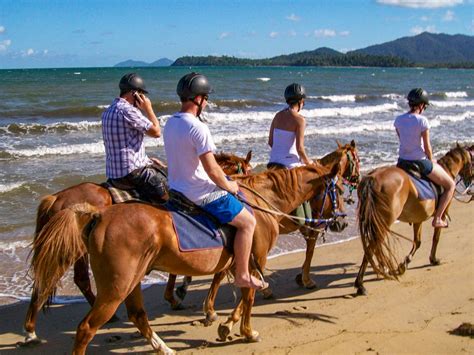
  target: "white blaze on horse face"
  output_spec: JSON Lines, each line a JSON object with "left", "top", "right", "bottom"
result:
{"left": 150, "top": 331, "right": 175, "bottom": 354}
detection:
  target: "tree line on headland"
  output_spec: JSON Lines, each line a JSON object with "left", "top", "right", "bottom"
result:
{"left": 115, "top": 32, "right": 474, "bottom": 69}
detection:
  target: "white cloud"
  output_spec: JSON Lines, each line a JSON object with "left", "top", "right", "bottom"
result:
{"left": 420, "top": 15, "right": 430, "bottom": 21}
{"left": 0, "top": 26, "right": 5, "bottom": 33}
{"left": 0, "top": 39, "right": 11, "bottom": 51}
{"left": 376, "top": 0, "right": 463, "bottom": 8}
{"left": 314, "top": 29, "right": 337, "bottom": 37}
{"left": 442, "top": 10, "right": 455, "bottom": 21}
{"left": 410, "top": 25, "right": 437, "bottom": 34}
{"left": 218, "top": 32, "right": 230, "bottom": 40}
{"left": 269, "top": 31, "right": 279, "bottom": 38}
{"left": 288, "top": 30, "right": 297, "bottom": 37}
{"left": 20, "top": 48, "right": 35, "bottom": 57}
{"left": 286, "top": 13, "right": 300, "bottom": 21}
{"left": 339, "top": 30, "right": 350, "bottom": 36}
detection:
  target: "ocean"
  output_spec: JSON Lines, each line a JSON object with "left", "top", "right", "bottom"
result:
{"left": 0, "top": 66, "right": 472, "bottom": 305}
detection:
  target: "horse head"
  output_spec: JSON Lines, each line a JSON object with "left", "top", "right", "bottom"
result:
{"left": 215, "top": 151, "right": 253, "bottom": 176}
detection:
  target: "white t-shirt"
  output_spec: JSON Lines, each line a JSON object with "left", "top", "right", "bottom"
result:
{"left": 394, "top": 112, "right": 430, "bottom": 160}
{"left": 163, "top": 112, "right": 217, "bottom": 202}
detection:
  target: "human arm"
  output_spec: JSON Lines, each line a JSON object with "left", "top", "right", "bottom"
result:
{"left": 134, "top": 93, "right": 161, "bottom": 138}
{"left": 295, "top": 115, "right": 312, "bottom": 165}
{"left": 421, "top": 129, "right": 433, "bottom": 161}
{"left": 200, "top": 151, "right": 239, "bottom": 194}
{"left": 268, "top": 119, "right": 274, "bottom": 147}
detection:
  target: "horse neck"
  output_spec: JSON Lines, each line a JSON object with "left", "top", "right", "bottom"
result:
{"left": 319, "top": 149, "right": 345, "bottom": 172}
{"left": 243, "top": 166, "right": 326, "bottom": 215}
{"left": 438, "top": 149, "right": 465, "bottom": 178}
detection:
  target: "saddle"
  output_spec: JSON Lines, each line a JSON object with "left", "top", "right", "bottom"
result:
{"left": 396, "top": 160, "right": 443, "bottom": 205}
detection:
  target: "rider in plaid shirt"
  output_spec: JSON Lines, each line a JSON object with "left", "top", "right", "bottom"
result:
{"left": 101, "top": 73, "right": 167, "bottom": 203}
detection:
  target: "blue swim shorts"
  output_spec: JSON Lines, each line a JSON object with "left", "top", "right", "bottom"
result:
{"left": 200, "top": 192, "right": 244, "bottom": 225}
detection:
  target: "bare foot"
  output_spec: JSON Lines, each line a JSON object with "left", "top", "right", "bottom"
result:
{"left": 234, "top": 275, "right": 269, "bottom": 290}
{"left": 432, "top": 217, "right": 448, "bottom": 228}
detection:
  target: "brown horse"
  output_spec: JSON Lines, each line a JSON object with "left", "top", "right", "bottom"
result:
{"left": 31, "top": 163, "right": 339, "bottom": 354}
{"left": 163, "top": 141, "right": 360, "bottom": 311}
{"left": 22, "top": 151, "right": 252, "bottom": 346}
{"left": 355, "top": 144, "right": 473, "bottom": 296}
{"left": 200, "top": 141, "right": 360, "bottom": 327}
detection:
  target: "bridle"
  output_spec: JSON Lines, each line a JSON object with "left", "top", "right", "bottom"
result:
{"left": 342, "top": 148, "right": 361, "bottom": 204}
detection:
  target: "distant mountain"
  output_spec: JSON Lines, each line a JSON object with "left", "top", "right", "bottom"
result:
{"left": 113, "top": 58, "right": 173, "bottom": 67}
{"left": 149, "top": 58, "right": 173, "bottom": 67}
{"left": 350, "top": 32, "right": 474, "bottom": 65}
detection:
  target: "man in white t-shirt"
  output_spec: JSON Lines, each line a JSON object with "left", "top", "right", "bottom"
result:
{"left": 163, "top": 72, "right": 267, "bottom": 290}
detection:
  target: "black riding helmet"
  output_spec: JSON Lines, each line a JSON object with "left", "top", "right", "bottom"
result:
{"left": 177, "top": 72, "right": 212, "bottom": 100}
{"left": 284, "top": 83, "right": 306, "bottom": 104}
{"left": 407, "top": 88, "right": 429, "bottom": 106}
{"left": 119, "top": 73, "right": 148, "bottom": 94}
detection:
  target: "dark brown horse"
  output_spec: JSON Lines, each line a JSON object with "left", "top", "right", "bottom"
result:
{"left": 355, "top": 144, "right": 473, "bottom": 296}
{"left": 163, "top": 141, "right": 360, "bottom": 311}
{"left": 22, "top": 151, "right": 252, "bottom": 345}
{"left": 31, "top": 163, "right": 339, "bottom": 354}
{"left": 200, "top": 141, "right": 360, "bottom": 327}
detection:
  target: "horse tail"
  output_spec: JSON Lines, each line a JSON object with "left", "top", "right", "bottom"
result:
{"left": 30, "top": 203, "right": 100, "bottom": 304}
{"left": 34, "top": 195, "right": 58, "bottom": 237}
{"left": 358, "top": 175, "right": 399, "bottom": 280}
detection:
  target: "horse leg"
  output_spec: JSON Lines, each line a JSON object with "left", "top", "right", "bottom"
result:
{"left": 217, "top": 299, "right": 244, "bottom": 341}
{"left": 176, "top": 276, "right": 192, "bottom": 301}
{"left": 430, "top": 227, "right": 442, "bottom": 265}
{"left": 296, "top": 233, "right": 319, "bottom": 289}
{"left": 398, "top": 223, "right": 422, "bottom": 275}
{"left": 22, "top": 287, "right": 47, "bottom": 346}
{"left": 203, "top": 271, "right": 227, "bottom": 326}
{"left": 164, "top": 274, "right": 183, "bottom": 310}
{"left": 73, "top": 296, "right": 123, "bottom": 355}
{"left": 354, "top": 255, "right": 369, "bottom": 296}
{"left": 239, "top": 288, "right": 260, "bottom": 342}
{"left": 125, "top": 283, "right": 175, "bottom": 354}
{"left": 73, "top": 254, "right": 120, "bottom": 322}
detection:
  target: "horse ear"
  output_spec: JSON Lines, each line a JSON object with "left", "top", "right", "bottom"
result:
{"left": 351, "top": 139, "right": 356, "bottom": 148}
{"left": 245, "top": 150, "right": 252, "bottom": 163}
{"left": 336, "top": 140, "right": 342, "bottom": 148}
{"left": 456, "top": 141, "right": 461, "bottom": 149}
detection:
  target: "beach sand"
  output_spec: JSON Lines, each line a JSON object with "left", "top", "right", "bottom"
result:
{"left": 0, "top": 200, "right": 472, "bottom": 354}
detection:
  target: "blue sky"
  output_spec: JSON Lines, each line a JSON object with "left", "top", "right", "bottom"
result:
{"left": 0, "top": 0, "right": 472, "bottom": 69}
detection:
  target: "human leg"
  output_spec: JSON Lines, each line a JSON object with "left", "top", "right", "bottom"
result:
{"left": 427, "top": 162, "right": 455, "bottom": 228}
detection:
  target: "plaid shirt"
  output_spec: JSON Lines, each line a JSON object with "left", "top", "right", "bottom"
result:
{"left": 102, "top": 98, "right": 152, "bottom": 178}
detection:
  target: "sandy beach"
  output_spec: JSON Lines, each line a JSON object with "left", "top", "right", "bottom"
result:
{"left": 0, "top": 199, "right": 472, "bottom": 354}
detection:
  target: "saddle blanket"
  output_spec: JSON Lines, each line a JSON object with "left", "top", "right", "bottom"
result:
{"left": 407, "top": 174, "right": 437, "bottom": 201}
{"left": 101, "top": 182, "right": 141, "bottom": 203}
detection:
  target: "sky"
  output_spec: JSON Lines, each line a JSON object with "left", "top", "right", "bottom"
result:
{"left": 0, "top": 0, "right": 472, "bottom": 69}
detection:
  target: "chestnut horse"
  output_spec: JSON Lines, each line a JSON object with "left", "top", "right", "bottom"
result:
{"left": 22, "top": 151, "right": 252, "bottom": 346}
{"left": 163, "top": 141, "right": 360, "bottom": 311}
{"left": 31, "top": 163, "right": 339, "bottom": 354}
{"left": 201, "top": 141, "right": 360, "bottom": 327}
{"left": 355, "top": 144, "right": 473, "bottom": 295}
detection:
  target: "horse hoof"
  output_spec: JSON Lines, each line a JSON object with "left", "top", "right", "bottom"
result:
{"left": 261, "top": 287, "right": 273, "bottom": 299}
{"left": 203, "top": 312, "right": 218, "bottom": 326}
{"left": 107, "top": 314, "right": 120, "bottom": 323}
{"left": 217, "top": 324, "right": 231, "bottom": 342}
{"left": 17, "top": 337, "right": 45, "bottom": 348}
{"left": 397, "top": 263, "right": 406, "bottom": 275}
{"left": 176, "top": 286, "right": 187, "bottom": 300}
{"left": 245, "top": 330, "right": 261, "bottom": 343}
{"left": 295, "top": 273, "right": 304, "bottom": 287}
{"left": 430, "top": 258, "right": 441, "bottom": 266}
{"left": 170, "top": 302, "right": 185, "bottom": 311}
{"left": 356, "top": 287, "right": 367, "bottom": 296}
{"left": 304, "top": 280, "right": 318, "bottom": 290}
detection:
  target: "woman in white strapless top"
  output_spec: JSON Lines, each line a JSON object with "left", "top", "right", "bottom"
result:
{"left": 268, "top": 83, "right": 312, "bottom": 168}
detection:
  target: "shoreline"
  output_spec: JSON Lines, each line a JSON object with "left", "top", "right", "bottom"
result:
{"left": 0, "top": 200, "right": 472, "bottom": 353}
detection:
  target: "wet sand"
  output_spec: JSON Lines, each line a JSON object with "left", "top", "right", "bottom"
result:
{"left": 0, "top": 200, "right": 472, "bottom": 354}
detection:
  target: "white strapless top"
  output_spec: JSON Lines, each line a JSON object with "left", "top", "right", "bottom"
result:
{"left": 269, "top": 128, "right": 302, "bottom": 168}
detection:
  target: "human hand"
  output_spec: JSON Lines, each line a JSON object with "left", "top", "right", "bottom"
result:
{"left": 150, "top": 157, "right": 167, "bottom": 168}
{"left": 134, "top": 92, "right": 154, "bottom": 113}
{"left": 226, "top": 180, "right": 239, "bottom": 195}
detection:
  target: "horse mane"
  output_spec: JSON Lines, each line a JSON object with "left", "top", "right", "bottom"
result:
{"left": 318, "top": 145, "right": 349, "bottom": 166}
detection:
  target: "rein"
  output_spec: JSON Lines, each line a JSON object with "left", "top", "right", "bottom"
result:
{"left": 236, "top": 178, "right": 341, "bottom": 233}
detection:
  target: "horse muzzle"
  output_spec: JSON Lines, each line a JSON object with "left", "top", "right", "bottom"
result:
{"left": 329, "top": 216, "right": 348, "bottom": 232}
